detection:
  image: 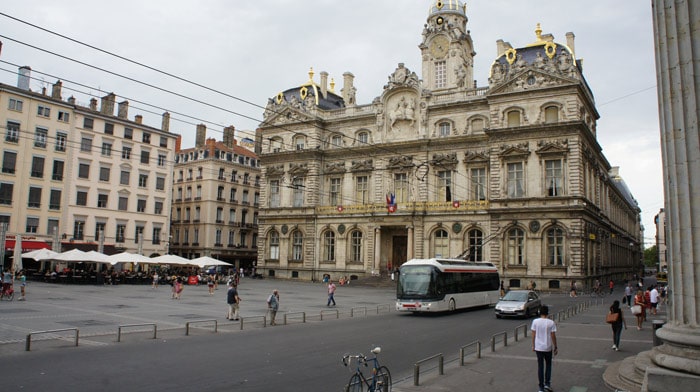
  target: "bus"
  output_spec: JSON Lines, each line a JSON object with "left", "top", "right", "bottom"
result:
{"left": 396, "top": 258, "right": 500, "bottom": 313}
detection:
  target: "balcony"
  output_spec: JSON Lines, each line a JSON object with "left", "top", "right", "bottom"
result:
{"left": 215, "top": 220, "right": 224, "bottom": 224}
{"left": 217, "top": 197, "right": 225, "bottom": 202}
{"left": 214, "top": 243, "right": 223, "bottom": 247}
{"left": 52, "top": 174, "right": 63, "bottom": 181}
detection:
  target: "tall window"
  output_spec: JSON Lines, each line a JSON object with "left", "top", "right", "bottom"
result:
{"left": 546, "top": 227, "right": 565, "bottom": 266}
{"left": 471, "top": 118, "right": 484, "bottom": 132}
{"left": 134, "top": 226, "right": 144, "bottom": 244}
{"left": 34, "top": 127, "right": 48, "bottom": 148}
{"left": 544, "top": 106, "right": 559, "bottom": 123}
{"left": 99, "top": 167, "right": 110, "bottom": 182}
{"left": 507, "top": 228, "right": 525, "bottom": 265}
{"left": 76, "top": 191, "right": 88, "bottom": 206}
{"left": 357, "top": 132, "right": 369, "bottom": 144}
{"left": 157, "top": 154, "right": 166, "bottom": 166}
{"left": 294, "top": 135, "right": 305, "bottom": 150}
{"left": 355, "top": 176, "right": 368, "bottom": 203}
{"left": 140, "top": 150, "right": 150, "bottom": 164}
{"left": 138, "top": 174, "right": 148, "bottom": 187}
{"left": 73, "top": 220, "right": 85, "bottom": 240}
{"left": 292, "top": 177, "right": 304, "bottom": 207}
{"left": 118, "top": 196, "right": 128, "bottom": 211}
{"left": 269, "top": 231, "right": 280, "bottom": 260}
{"left": 55, "top": 132, "right": 67, "bottom": 152}
{"left": 80, "top": 137, "right": 92, "bottom": 152}
{"left": 26, "top": 217, "right": 39, "bottom": 233}
{"left": 116, "top": 224, "right": 126, "bottom": 243}
{"left": 51, "top": 160, "right": 64, "bottom": 181}
{"left": 394, "top": 173, "right": 409, "bottom": 203}
{"left": 124, "top": 128, "right": 133, "bottom": 139}
{"left": 31, "top": 156, "right": 45, "bottom": 178}
{"left": 350, "top": 230, "right": 363, "bottom": 262}
{"left": 545, "top": 159, "right": 563, "bottom": 196}
{"left": 215, "top": 229, "right": 222, "bottom": 246}
{"left": 437, "top": 170, "right": 452, "bottom": 201}
{"left": 120, "top": 171, "right": 130, "bottom": 185}
{"left": 434, "top": 229, "right": 449, "bottom": 258}
{"left": 122, "top": 146, "right": 132, "bottom": 159}
{"left": 467, "top": 229, "right": 483, "bottom": 262}
{"left": 322, "top": 231, "right": 336, "bottom": 261}
{"left": 83, "top": 117, "right": 94, "bottom": 129}
{"left": 506, "top": 162, "right": 524, "bottom": 198}
{"left": 152, "top": 227, "right": 161, "bottom": 244}
{"left": 5, "top": 121, "right": 20, "bottom": 143}
{"left": 329, "top": 177, "right": 341, "bottom": 205}
{"left": 101, "top": 142, "right": 112, "bottom": 156}
{"left": 2, "top": 151, "right": 17, "bottom": 174}
{"left": 97, "top": 194, "right": 108, "bottom": 208}
{"left": 0, "top": 183, "right": 14, "bottom": 205}
{"left": 78, "top": 163, "right": 90, "bottom": 179}
{"left": 49, "top": 189, "right": 61, "bottom": 210}
{"left": 470, "top": 167, "right": 486, "bottom": 200}
{"left": 28, "top": 187, "right": 42, "bottom": 208}
{"left": 331, "top": 135, "right": 342, "bottom": 147}
{"left": 269, "top": 179, "right": 280, "bottom": 207}
{"left": 291, "top": 231, "right": 303, "bottom": 261}
{"left": 137, "top": 199, "right": 146, "bottom": 212}
{"left": 95, "top": 222, "right": 106, "bottom": 242}
{"left": 435, "top": 61, "right": 447, "bottom": 88}
{"left": 438, "top": 122, "right": 451, "bottom": 137}
{"left": 507, "top": 110, "right": 521, "bottom": 127}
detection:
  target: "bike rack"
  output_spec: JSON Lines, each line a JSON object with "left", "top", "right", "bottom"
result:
{"left": 459, "top": 340, "right": 481, "bottom": 365}
{"left": 350, "top": 306, "right": 367, "bottom": 317}
{"left": 513, "top": 323, "right": 528, "bottom": 342}
{"left": 185, "top": 319, "right": 218, "bottom": 335}
{"left": 376, "top": 303, "right": 392, "bottom": 314}
{"left": 490, "top": 331, "right": 508, "bottom": 352}
{"left": 26, "top": 328, "right": 79, "bottom": 351}
{"left": 320, "top": 309, "right": 339, "bottom": 320}
{"left": 117, "top": 323, "right": 157, "bottom": 342}
{"left": 239, "top": 315, "right": 267, "bottom": 330}
{"left": 413, "top": 353, "right": 444, "bottom": 386}
{"left": 283, "top": 311, "right": 306, "bottom": 325}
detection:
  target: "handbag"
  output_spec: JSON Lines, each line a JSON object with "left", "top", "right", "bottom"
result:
{"left": 631, "top": 305, "right": 642, "bottom": 315}
{"left": 606, "top": 311, "right": 620, "bottom": 324}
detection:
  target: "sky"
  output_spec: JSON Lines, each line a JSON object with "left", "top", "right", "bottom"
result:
{"left": 0, "top": 1, "right": 663, "bottom": 246}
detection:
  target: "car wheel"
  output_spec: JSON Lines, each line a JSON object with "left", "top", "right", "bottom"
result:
{"left": 448, "top": 298, "right": 456, "bottom": 312}
{"left": 496, "top": 314, "right": 502, "bottom": 319}
{"left": 525, "top": 308, "right": 531, "bottom": 318}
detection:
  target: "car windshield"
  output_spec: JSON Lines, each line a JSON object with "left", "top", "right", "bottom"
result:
{"left": 502, "top": 291, "right": 528, "bottom": 301}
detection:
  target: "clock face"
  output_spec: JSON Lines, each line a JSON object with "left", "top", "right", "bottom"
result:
{"left": 430, "top": 35, "right": 449, "bottom": 58}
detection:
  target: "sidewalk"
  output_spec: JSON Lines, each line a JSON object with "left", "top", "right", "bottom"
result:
{"left": 393, "top": 299, "right": 665, "bottom": 392}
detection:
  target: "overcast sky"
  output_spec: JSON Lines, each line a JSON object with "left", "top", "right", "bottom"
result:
{"left": 0, "top": 1, "right": 662, "bottom": 246}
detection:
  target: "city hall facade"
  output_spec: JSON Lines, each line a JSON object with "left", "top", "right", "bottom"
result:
{"left": 255, "top": 1, "right": 641, "bottom": 290}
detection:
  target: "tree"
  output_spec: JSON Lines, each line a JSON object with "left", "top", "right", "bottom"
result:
{"left": 643, "top": 245, "right": 659, "bottom": 268}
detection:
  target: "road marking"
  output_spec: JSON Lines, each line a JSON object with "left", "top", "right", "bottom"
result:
{"left": 568, "top": 387, "right": 588, "bottom": 392}
{"left": 487, "top": 353, "right": 608, "bottom": 367}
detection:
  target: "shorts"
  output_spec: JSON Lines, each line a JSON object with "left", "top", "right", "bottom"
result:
{"left": 651, "top": 302, "right": 658, "bottom": 308}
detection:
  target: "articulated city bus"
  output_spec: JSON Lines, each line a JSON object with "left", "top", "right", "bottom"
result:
{"left": 396, "top": 258, "right": 500, "bottom": 313}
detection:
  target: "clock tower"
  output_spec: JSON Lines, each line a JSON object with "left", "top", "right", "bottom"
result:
{"left": 421, "top": 0, "right": 475, "bottom": 91}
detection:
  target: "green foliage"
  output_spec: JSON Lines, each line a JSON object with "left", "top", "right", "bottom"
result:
{"left": 643, "top": 245, "right": 659, "bottom": 267}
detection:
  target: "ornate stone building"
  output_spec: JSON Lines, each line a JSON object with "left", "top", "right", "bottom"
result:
{"left": 170, "top": 125, "right": 260, "bottom": 270}
{"left": 255, "top": 0, "right": 641, "bottom": 289}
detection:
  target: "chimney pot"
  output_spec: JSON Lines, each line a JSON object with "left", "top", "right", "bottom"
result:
{"left": 117, "top": 101, "right": 129, "bottom": 119}
{"left": 51, "top": 81, "right": 63, "bottom": 99}
{"left": 89, "top": 98, "right": 98, "bottom": 111}
{"left": 17, "top": 66, "right": 31, "bottom": 90}
{"left": 195, "top": 124, "right": 206, "bottom": 148}
{"left": 161, "top": 112, "right": 170, "bottom": 132}
{"left": 135, "top": 115, "right": 143, "bottom": 124}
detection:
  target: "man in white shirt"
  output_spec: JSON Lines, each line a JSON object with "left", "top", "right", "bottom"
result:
{"left": 531, "top": 305, "right": 557, "bottom": 392}
{"left": 650, "top": 285, "right": 659, "bottom": 315}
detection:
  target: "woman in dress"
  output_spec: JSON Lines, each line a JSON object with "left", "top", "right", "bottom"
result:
{"left": 633, "top": 290, "right": 646, "bottom": 330}
{"left": 609, "top": 300, "right": 626, "bottom": 351}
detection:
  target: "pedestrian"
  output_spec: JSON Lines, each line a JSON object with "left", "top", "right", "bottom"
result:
{"left": 644, "top": 286, "right": 652, "bottom": 321}
{"left": 609, "top": 279, "right": 615, "bottom": 294}
{"left": 327, "top": 279, "right": 337, "bottom": 306}
{"left": 174, "top": 277, "right": 184, "bottom": 300}
{"left": 569, "top": 280, "right": 577, "bottom": 297}
{"left": 207, "top": 275, "right": 215, "bottom": 295}
{"left": 152, "top": 272, "right": 159, "bottom": 289}
{"left": 226, "top": 282, "right": 240, "bottom": 320}
{"left": 649, "top": 284, "right": 659, "bottom": 315}
{"left": 624, "top": 283, "right": 632, "bottom": 307}
{"left": 531, "top": 305, "right": 557, "bottom": 392}
{"left": 267, "top": 289, "right": 279, "bottom": 325}
{"left": 633, "top": 289, "right": 646, "bottom": 330}
{"left": 608, "top": 300, "right": 626, "bottom": 351}
{"left": 500, "top": 280, "right": 506, "bottom": 297}
{"left": 18, "top": 270, "right": 27, "bottom": 301}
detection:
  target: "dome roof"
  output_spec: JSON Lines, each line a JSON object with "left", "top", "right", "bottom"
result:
{"left": 428, "top": 0, "right": 466, "bottom": 17}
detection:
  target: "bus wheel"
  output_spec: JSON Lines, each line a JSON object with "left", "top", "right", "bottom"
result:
{"left": 448, "top": 298, "right": 456, "bottom": 311}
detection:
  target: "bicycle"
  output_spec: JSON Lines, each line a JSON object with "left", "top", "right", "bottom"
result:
{"left": 1, "top": 283, "right": 14, "bottom": 301}
{"left": 343, "top": 347, "right": 392, "bottom": 392}
{"left": 589, "top": 286, "right": 607, "bottom": 298}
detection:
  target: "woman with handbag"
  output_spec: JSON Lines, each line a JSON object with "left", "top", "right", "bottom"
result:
{"left": 633, "top": 290, "right": 646, "bottom": 330}
{"left": 608, "top": 300, "right": 626, "bottom": 350}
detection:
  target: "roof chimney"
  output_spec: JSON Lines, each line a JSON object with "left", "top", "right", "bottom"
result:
{"left": 89, "top": 98, "right": 98, "bottom": 111}
{"left": 341, "top": 72, "right": 356, "bottom": 107}
{"left": 195, "top": 124, "right": 206, "bottom": 148}
{"left": 51, "top": 80, "right": 63, "bottom": 99}
{"left": 68, "top": 96, "right": 76, "bottom": 105}
{"left": 320, "top": 71, "right": 328, "bottom": 99}
{"left": 175, "top": 135, "right": 182, "bottom": 153}
{"left": 161, "top": 112, "right": 170, "bottom": 132}
{"left": 117, "top": 100, "right": 129, "bottom": 119}
{"left": 100, "top": 93, "right": 116, "bottom": 115}
{"left": 134, "top": 114, "right": 143, "bottom": 124}
{"left": 17, "top": 66, "right": 31, "bottom": 90}
{"left": 565, "top": 32, "right": 576, "bottom": 58}
{"left": 223, "top": 126, "right": 235, "bottom": 148}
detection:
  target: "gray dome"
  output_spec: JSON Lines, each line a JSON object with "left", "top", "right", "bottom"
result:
{"left": 428, "top": 0, "right": 466, "bottom": 17}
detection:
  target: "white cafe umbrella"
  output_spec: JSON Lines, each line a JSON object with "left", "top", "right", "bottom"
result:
{"left": 150, "top": 254, "right": 193, "bottom": 266}
{"left": 20, "top": 248, "right": 58, "bottom": 261}
{"left": 12, "top": 234, "right": 22, "bottom": 271}
{"left": 52, "top": 248, "right": 90, "bottom": 262}
{"left": 107, "top": 251, "right": 152, "bottom": 265}
{"left": 190, "top": 256, "right": 232, "bottom": 268}
{"left": 85, "top": 250, "right": 111, "bottom": 264}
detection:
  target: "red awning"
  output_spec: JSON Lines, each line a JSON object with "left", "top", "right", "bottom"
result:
{"left": 5, "top": 240, "right": 52, "bottom": 252}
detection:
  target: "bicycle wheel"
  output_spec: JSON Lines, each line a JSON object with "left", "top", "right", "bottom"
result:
{"left": 346, "top": 373, "right": 364, "bottom": 392}
{"left": 375, "top": 366, "right": 392, "bottom": 392}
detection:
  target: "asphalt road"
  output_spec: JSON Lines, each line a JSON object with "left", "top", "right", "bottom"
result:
{"left": 0, "top": 279, "right": 589, "bottom": 391}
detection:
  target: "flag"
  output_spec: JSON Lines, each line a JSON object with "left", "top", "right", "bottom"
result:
{"left": 386, "top": 192, "right": 396, "bottom": 213}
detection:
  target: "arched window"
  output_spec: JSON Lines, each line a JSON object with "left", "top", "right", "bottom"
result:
{"left": 471, "top": 118, "right": 484, "bottom": 132}
{"left": 546, "top": 227, "right": 565, "bottom": 266}
{"left": 507, "top": 228, "right": 525, "bottom": 265}
{"left": 323, "top": 231, "right": 336, "bottom": 261}
{"left": 290, "top": 230, "right": 303, "bottom": 261}
{"left": 331, "top": 134, "right": 342, "bottom": 147}
{"left": 434, "top": 229, "right": 449, "bottom": 258}
{"left": 507, "top": 110, "right": 521, "bottom": 127}
{"left": 357, "top": 131, "right": 369, "bottom": 144}
{"left": 294, "top": 135, "right": 305, "bottom": 150}
{"left": 467, "top": 229, "right": 483, "bottom": 261}
{"left": 544, "top": 106, "right": 559, "bottom": 124}
{"left": 439, "top": 122, "right": 451, "bottom": 137}
{"left": 269, "top": 231, "right": 280, "bottom": 260}
{"left": 349, "top": 230, "right": 363, "bottom": 263}
{"left": 270, "top": 137, "right": 283, "bottom": 153}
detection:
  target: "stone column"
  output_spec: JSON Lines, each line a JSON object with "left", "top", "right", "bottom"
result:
{"left": 374, "top": 228, "right": 382, "bottom": 274}
{"left": 646, "top": 1, "right": 700, "bottom": 389}
{"left": 407, "top": 226, "right": 414, "bottom": 260}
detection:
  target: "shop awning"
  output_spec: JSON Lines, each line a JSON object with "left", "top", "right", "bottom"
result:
{"left": 5, "top": 240, "right": 51, "bottom": 252}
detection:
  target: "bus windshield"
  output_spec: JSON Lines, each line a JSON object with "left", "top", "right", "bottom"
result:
{"left": 397, "top": 265, "right": 438, "bottom": 299}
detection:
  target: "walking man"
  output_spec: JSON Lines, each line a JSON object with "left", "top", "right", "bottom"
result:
{"left": 267, "top": 289, "right": 279, "bottom": 325}
{"left": 327, "top": 280, "right": 337, "bottom": 306}
{"left": 650, "top": 284, "right": 659, "bottom": 315}
{"left": 624, "top": 283, "right": 633, "bottom": 308}
{"left": 226, "top": 282, "right": 240, "bottom": 320}
{"left": 532, "top": 305, "right": 557, "bottom": 392}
